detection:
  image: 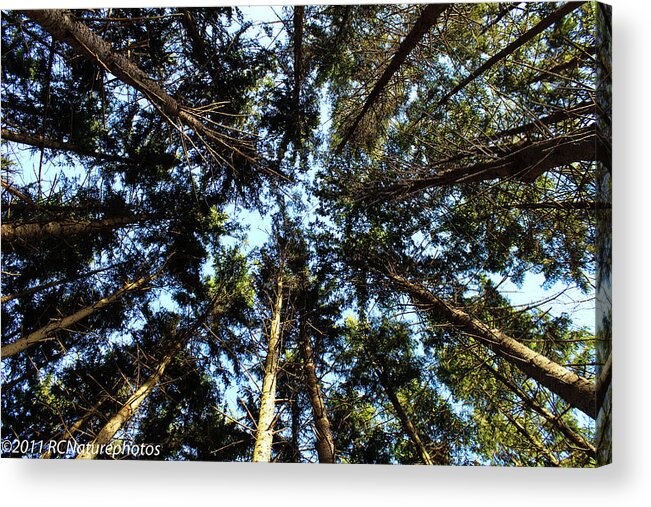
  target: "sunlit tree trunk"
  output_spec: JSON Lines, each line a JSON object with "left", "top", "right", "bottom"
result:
{"left": 76, "top": 352, "right": 174, "bottom": 459}
{"left": 40, "top": 397, "right": 107, "bottom": 459}
{"left": 74, "top": 296, "right": 222, "bottom": 459}
{"left": 300, "top": 314, "right": 336, "bottom": 463}
{"left": 384, "top": 270, "right": 597, "bottom": 418}
{"left": 252, "top": 273, "right": 284, "bottom": 462}
{"left": 1, "top": 272, "right": 157, "bottom": 359}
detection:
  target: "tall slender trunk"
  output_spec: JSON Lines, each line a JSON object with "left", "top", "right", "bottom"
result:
{"left": 252, "top": 274, "right": 284, "bottom": 463}
{"left": 1, "top": 272, "right": 157, "bottom": 359}
{"left": 75, "top": 351, "right": 175, "bottom": 459}
{"left": 2, "top": 214, "right": 160, "bottom": 249}
{"left": 384, "top": 271, "right": 597, "bottom": 418}
{"left": 74, "top": 294, "right": 223, "bottom": 459}
{"left": 1, "top": 262, "right": 123, "bottom": 303}
{"left": 40, "top": 397, "right": 107, "bottom": 459}
{"left": 300, "top": 314, "right": 336, "bottom": 463}
{"left": 414, "top": 2, "right": 586, "bottom": 125}
{"left": 473, "top": 351, "right": 596, "bottom": 457}
{"left": 338, "top": 3, "right": 449, "bottom": 151}
{"left": 23, "top": 10, "right": 256, "bottom": 166}
{"left": 371, "top": 359, "right": 434, "bottom": 465}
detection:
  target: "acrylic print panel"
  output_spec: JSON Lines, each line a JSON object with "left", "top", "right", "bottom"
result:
{"left": 0, "top": 2, "right": 611, "bottom": 466}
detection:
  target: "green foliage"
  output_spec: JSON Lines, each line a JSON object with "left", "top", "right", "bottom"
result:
{"left": 1, "top": 4, "right": 605, "bottom": 465}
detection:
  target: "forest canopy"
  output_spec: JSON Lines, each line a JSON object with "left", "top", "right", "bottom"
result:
{"left": 1, "top": 2, "right": 611, "bottom": 466}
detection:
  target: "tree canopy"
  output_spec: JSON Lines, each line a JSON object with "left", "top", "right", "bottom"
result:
{"left": 1, "top": 3, "right": 611, "bottom": 466}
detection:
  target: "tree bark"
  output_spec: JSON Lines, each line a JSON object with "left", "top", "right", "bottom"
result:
{"left": 371, "top": 360, "right": 434, "bottom": 465}
{"left": 337, "top": 3, "right": 449, "bottom": 151}
{"left": 472, "top": 350, "right": 596, "bottom": 456}
{"left": 300, "top": 314, "right": 336, "bottom": 463}
{"left": 1, "top": 262, "right": 123, "bottom": 303}
{"left": 252, "top": 273, "right": 284, "bottom": 462}
{"left": 1, "top": 128, "right": 130, "bottom": 163}
{"left": 75, "top": 351, "right": 174, "bottom": 459}
{"left": 1, "top": 272, "right": 157, "bottom": 359}
{"left": 2, "top": 214, "right": 159, "bottom": 249}
{"left": 415, "top": 2, "right": 587, "bottom": 125}
{"left": 405, "top": 103, "right": 595, "bottom": 177}
{"left": 384, "top": 271, "right": 597, "bottom": 419}
{"left": 40, "top": 397, "right": 107, "bottom": 459}
{"left": 23, "top": 10, "right": 255, "bottom": 164}
{"left": 367, "top": 128, "right": 597, "bottom": 201}
{"left": 73, "top": 293, "right": 225, "bottom": 459}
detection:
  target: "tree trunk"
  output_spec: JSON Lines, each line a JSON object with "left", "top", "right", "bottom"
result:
{"left": 2, "top": 214, "right": 159, "bottom": 249}
{"left": 300, "top": 314, "right": 336, "bottom": 463}
{"left": 1, "top": 272, "right": 157, "bottom": 359}
{"left": 403, "top": 102, "right": 595, "bottom": 180}
{"left": 371, "top": 360, "right": 434, "bottom": 465}
{"left": 40, "top": 397, "right": 107, "bottom": 459}
{"left": 252, "top": 274, "right": 284, "bottom": 462}
{"left": 74, "top": 294, "right": 224, "bottom": 459}
{"left": 415, "top": 2, "right": 586, "bottom": 124}
{"left": 473, "top": 351, "right": 596, "bottom": 457}
{"left": 1, "top": 262, "right": 123, "bottom": 303}
{"left": 384, "top": 271, "right": 597, "bottom": 418}
{"left": 23, "top": 10, "right": 255, "bottom": 165}
{"left": 1, "top": 128, "right": 129, "bottom": 163}
{"left": 337, "top": 3, "right": 449, "bottom": 151}
{"left": 75, "top": 351, "right": 174, "bottom": 459}
{"left": 367, "top": 128, "right": 598, "bottom": 201}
